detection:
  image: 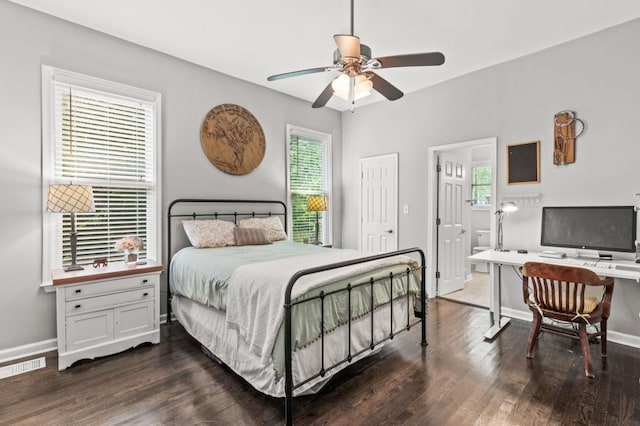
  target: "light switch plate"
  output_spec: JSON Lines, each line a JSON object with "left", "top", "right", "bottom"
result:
{"left": 403, "top": 205, "right": 409, "bottom": 214}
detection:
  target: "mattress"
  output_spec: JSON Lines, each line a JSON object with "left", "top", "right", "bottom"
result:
{"left": 170, "top": 241, "right": 421, "bottom": 376}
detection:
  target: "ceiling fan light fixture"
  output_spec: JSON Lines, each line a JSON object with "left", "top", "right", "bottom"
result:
{"left": 267, "top": 0, "right": 444, "bottom": 109}
{"left": 334, "top": 34, "right": 361, "bottom": 59}
{"left": 331, "top": 73, "right": 373, "bottom": 101}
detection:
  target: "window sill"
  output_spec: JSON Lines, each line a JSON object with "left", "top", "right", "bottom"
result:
{"left": 40, "top": 282, "right": 55, "bottom": 293}
{"left": 470, "top": 205, "right": 491, "bottom": 211}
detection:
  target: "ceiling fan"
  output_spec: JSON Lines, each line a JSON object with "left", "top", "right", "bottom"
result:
{"left": 266, "top": 0, "right": 445, "bottom": 109}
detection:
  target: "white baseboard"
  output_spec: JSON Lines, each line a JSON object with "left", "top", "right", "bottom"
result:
{"left": 5, "top": 310, "right": 635, "bottom": 364}
{"left": 160, "top": 313, "right": 177, "bottom": 324}
{"left": 501, "top": 307, "right": 532, "bottom": 322}
{"left": 501, "top": 307, "right": 640, "bottom": 349}
{"left": 1, "top": 313, "right": 173, "bottom": 364}
{"left": 0, "top": 339, "right": 57, "bottom": 365}
{"left": 608, "top": 330, "right": 640, "bottom": 349}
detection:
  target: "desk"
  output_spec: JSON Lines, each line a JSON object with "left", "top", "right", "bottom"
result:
{"left": 468, "top": 250, "right": 640, "bottom": 340}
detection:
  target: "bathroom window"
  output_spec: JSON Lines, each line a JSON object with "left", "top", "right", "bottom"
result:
{"left": 471, "top": 164, "right": 492, "bottom": 207}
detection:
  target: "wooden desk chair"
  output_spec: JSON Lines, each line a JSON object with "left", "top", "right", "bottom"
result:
{"left": 521, "top": 261, "right": 614, "bottom": 378}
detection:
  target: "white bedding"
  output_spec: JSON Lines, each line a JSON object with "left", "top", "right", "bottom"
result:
{"left": 173, "top": 294, "right": 414, "bottom": 397}
{"left": 225, "top": 249, "right": 418, "bottom": 366}
{"left": 170, "top": 241, "right": 330, "bottom": 310}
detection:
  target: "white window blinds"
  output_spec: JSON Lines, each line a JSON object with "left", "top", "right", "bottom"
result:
{"left": 43, "top": 67, "right": 161, "bottom": 277}
{"left": 286, "top": 125, "right": 332, "bottom": 245}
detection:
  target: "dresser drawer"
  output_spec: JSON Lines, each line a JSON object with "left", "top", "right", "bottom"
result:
{"left": 64, "top": 274, "right": 158, "bottom": 300}
{"left": 66, "top": 288, "right": 155, "bottom": 315}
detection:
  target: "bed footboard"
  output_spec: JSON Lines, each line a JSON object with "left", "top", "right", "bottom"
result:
{"left": 283, "top": 248, "right": 426, "bottom": 426}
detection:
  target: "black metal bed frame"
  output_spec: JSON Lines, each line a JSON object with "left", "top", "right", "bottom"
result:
{"left": 167, "top": 199, "right": 427, "bottom": 426}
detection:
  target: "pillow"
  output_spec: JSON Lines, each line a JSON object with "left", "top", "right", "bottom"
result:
{"left": 182, "top": 220, "right": 235, "bottom": 248}
{"left": 233, "top": 227, "right": 272, "bottom": 246}
{"left": 238, "top": 216, "right": 287, "bottom": 242}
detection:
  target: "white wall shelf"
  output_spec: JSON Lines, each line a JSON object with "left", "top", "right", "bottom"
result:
{"left": 501, "top": 193, "right": 543, "bottom": 208}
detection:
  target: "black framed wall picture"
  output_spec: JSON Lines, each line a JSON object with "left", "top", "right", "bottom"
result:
{"left": 507, "top": 140, "right": 540, "bottom": 185}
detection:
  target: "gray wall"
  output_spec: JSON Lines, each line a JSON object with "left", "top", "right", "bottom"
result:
{"left": 342, "top": 19, "right": 640, "bottom": 338}
{"left": 0, "top": 2, "right": 342, "bottom": 351}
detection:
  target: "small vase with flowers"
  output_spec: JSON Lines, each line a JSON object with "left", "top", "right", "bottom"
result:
{"left": 114, "top": 236, "right": 144, "bottom": 264}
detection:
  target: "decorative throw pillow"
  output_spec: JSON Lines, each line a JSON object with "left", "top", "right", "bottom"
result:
{"left": 238, "top": 216, "right": 287, "bottom": 242}
{"left": 233, "top": 227, "right": 272, "bottom": 246}
{"left": 182, "top": 220, "right": 235, "bottom": 248}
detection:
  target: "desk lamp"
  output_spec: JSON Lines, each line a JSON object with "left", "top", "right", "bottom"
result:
{"left": 307, "top": 194, "right": 327, "bottom": 245}
{"left": 47, "top": 184, "right": 96, "bottom": 271}
{"left": 495, "top": 201, "right": 518, "bottom": 252}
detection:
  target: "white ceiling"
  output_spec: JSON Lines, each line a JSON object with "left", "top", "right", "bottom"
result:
{"left": 11, "top": 0, "right": 640, "bottom": 111}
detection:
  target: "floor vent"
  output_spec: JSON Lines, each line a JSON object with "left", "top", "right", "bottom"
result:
{"left": 0, "top": 357, "right": 46, "bottom": 379}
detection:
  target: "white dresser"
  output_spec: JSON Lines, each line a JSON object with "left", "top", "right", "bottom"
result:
{"left": 52, "top": 261, "right": 163, "bottom": 370}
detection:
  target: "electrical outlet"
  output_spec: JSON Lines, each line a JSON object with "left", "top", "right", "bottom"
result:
{"left": 403, "top": 205, "right": 409, "bottom": 214}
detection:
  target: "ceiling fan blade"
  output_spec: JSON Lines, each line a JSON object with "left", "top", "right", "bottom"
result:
{"left": 368, "top": 72, "right": 403, "bottom": 101}
{"left": 376, "top": 52, "right": 445, "bottom": 68}
{"left": 267, "top": 67, "right": 331, "bottom": 81}
{"left": 311, "top": 81, "right": 335, "bottom": 109}
{"left": 334, "top": 34, "right": 361, "bottom": 58}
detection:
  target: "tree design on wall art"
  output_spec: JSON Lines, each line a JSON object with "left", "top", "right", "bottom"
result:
{"left": 200, "top": 104, "right": 266, "bottom": 175}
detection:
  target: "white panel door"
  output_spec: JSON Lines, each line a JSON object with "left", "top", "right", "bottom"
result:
{"left": 438, "top": 151, "right": 469, "bottom": 295}
{"left": 360, "top": 154, "right": 398, "bottom": 252}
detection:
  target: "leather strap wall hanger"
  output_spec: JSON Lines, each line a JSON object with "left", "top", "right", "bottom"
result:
{"left": 553, "top": 110, "right": 586, "bottom": 165}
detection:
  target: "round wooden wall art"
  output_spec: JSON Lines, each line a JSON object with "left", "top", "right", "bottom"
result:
{"left": 200, "top": 104, "right": 266, "bottom": 175}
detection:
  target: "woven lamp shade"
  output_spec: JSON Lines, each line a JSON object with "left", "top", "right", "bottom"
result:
{"left": 307, "top": 195, "right": 327, "bottom": 212}
{"left": 47, "top": 184, "right": 95, "bottom": 213}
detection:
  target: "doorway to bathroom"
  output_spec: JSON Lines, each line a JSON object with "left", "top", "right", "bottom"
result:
{"left": 426, "top": 137, "right": 497, "bottom": 308}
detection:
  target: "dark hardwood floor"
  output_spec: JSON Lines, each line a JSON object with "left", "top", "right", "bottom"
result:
{"left": 1, "top": 299, "right": 639, "bottom": 425}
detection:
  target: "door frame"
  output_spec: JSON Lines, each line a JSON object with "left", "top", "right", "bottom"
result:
{"left": 426, "top": 137, "right": 497, "bottom": 298}
{"left": 359, "top": 152, "right": 399, "bottom": 251}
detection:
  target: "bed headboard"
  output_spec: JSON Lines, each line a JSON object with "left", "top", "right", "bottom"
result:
{"left": 167, "top": 198, "right": 287, "bottom": 259}
{"left": 166, "top": 198, "right": 287, "bottom": 319}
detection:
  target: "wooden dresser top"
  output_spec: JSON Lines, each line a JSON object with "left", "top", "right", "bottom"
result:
{"left": 51, "top": 260, "right": 163, "bottom": 286}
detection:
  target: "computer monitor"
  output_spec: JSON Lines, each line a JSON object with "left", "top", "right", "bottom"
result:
{"left": 541, "top": 206, "right": 637, "bottom": 253}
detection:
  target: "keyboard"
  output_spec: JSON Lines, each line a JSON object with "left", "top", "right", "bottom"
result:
{"left": 584, "top": 261, "right": 615, "bottom": 269}
{"left": 560, "top": 258, "right": 616, "bottom": 269}
{"left": 558, "top": 257, "right": 640, "bottom": 271}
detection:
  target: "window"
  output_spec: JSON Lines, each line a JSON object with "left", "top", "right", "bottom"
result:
{"left": 286, "top": 125, "right": 332, "bottom": 245}
{"left": 42, "top": 66, "right": 161, "bottom": 282}
{"left": 471, "top": 164, "right": 492, "bottom": 207}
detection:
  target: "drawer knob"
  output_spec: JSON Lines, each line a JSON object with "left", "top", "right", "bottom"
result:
{"left": 143, "top": 292, "right": 149, "bottom": 297}
{"left": 75, "top": 289, "right": 82, "bottom": 294}
{"left": 142, "top": 279, "right": 148, "bottom": 284}
{"left": 75, "top": 304, "right": 81, "bottom": 309}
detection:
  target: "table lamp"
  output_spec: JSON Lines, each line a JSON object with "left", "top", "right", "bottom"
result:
{"left": 495, "top": 201, "right": 518, "bottom": 252}
{"left": 307, "top": 194, "right": 327, "bottom": 245}
{"left": 47, "top": 184, "right": 96, "bottom": 271}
